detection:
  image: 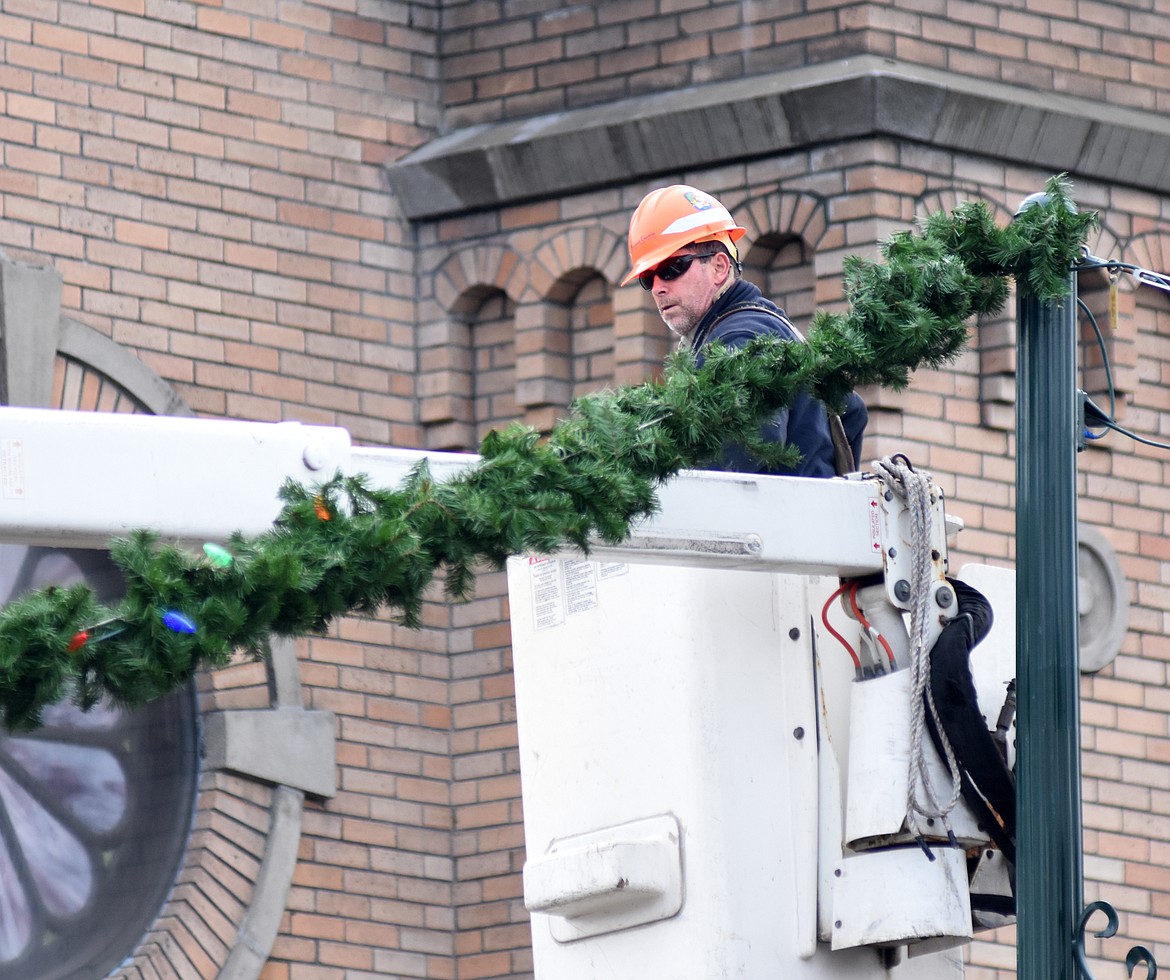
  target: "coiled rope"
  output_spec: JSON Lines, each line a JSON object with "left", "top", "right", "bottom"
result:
{"left": 873, "top": 456, "right": 963, "bottom": 839}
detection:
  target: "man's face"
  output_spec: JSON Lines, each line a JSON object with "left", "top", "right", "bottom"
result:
{"left": 646, "top": 249, "right": 730, "bottom": 339}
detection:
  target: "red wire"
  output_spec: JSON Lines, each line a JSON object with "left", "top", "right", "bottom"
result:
{"left": 821, "top": 583, "right": 860, "bottom": 669}
{"left": 847, "top": 581, "right": 897, "bottom": 667}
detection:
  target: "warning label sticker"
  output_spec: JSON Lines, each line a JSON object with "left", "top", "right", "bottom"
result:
{"left": 530, "top": 557, "right": 564, "bottom": 631}
{"left": 528, "top": 558, "right": 629, "bottom": 630}
{"left": 0, "top": 439, "right": 25, "bottom": 500}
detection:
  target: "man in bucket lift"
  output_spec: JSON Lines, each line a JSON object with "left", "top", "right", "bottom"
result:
{"left": 622, "top": 184, "right": 868, "bottom": 478}
{"left": 624, "top": 185, "right": 1018, "bottom": 923}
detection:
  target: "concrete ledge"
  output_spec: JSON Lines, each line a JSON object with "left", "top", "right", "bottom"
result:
{"left": 203, "top": 707, "right": 337, "bottom": 798}
{"left": 0, "top": 252, "right": 61, "bottom": 408}
{"left": 386, "top": 54, "right": 1170, "bottom": 220}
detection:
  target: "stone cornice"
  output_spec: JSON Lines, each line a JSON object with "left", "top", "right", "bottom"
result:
{"left": 386, "top": 54, "right": 1170, "bottom": 220}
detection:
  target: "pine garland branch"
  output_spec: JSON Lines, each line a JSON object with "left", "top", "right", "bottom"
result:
{"left": 0, "top": 175, "right": 1097, "bottom": 731}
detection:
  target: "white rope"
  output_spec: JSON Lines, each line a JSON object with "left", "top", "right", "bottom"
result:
{"left": 873, "top": 456, "right": 963, "bottom": 838}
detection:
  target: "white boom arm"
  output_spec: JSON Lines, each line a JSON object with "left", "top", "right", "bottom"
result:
{"left": 0, "top": 406, "right": 887, "bottom": 579}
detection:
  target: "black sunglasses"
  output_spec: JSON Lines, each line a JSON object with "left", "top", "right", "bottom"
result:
{"left": 638, "top": 251, "right": 716, "bottom": 290}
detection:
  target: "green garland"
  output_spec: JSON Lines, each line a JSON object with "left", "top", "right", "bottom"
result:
{"left": 0, "top": 175, "right": 1096, "bottom": 731}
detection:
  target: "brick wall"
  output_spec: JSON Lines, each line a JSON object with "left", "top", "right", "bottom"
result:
{"left": 437, "top": 0, "right": 1170, "bottom": 126}
{"left": 0, "top": 0, "right": 435, "bottom": 446}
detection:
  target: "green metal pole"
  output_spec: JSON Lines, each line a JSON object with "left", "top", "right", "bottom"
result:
{"left": 1014, "top": 193, "right": 1082, "bottom": 980}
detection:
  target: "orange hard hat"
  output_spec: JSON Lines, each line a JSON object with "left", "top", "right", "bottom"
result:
{"left": 621, "top": 185, "right": 747, "bottom": 286}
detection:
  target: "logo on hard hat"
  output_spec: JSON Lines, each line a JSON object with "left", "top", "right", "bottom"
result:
{"left": 683, "top": 190, "right": 715, "bottom": 211}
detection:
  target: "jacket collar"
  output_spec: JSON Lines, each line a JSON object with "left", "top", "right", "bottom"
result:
{"left": 688, "top": 279, "right": 761, "bottom": 349}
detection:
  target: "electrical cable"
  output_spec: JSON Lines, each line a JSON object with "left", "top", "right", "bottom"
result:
{"left": 1076, "top": 296, "right": 1117, "bottom": 426}
{"left": 1077, "top": 253, "right": 1170, "bottom": 301}
{"left": 846, "top": 581, "right": 897, "bottom": 669}
{"left": 1077, "top": 254, "right": 1144, "bottom": 279}
{"left": 821, "top": 583, "right": 861, "bottom": 671}
{"left": 1094, "top": 415, "right": 1170, "bottom": 452}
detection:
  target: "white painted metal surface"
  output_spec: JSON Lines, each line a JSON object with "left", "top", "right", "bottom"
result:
{"left": 843, "top": 668, "right": 985, "bottom": 848}
{"left": 523, "top": 813, "right": 683, "bottom": 942}
{"left": 0, "top": 407, "right": 889, "bottom": 576}
{"left": 831, "top": 846, "right": 972, "bottom": 950}
{"left": 512, "top": 561, "right": 836, "bottom": 976}
{"left": 507, "top": 558, "right": 975, "bottom": 979}
{"left": 581, "top": 469, "right": 886, "bottom": 575}
{"left": 0, "top": 408, "right": 352, "bottom": 545}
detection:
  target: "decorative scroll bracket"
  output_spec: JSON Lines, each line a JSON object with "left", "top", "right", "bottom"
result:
{"left": 1075, "top": 900, "right": 1157, "bottom": 980}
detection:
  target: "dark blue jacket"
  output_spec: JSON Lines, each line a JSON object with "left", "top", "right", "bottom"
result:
{"left": 691, "top": 280, "right": 867, "bottom": 478}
